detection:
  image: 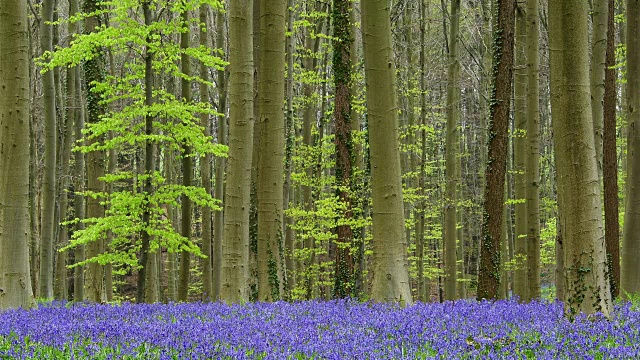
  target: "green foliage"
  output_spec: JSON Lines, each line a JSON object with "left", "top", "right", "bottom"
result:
{"left": 41, "top": 0, "right": 226, "bottom": 275}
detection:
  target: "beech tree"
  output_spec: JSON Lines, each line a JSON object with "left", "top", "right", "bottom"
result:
{"left": 0, "top": 0, "right": 35, "bottom": 310}
{"left": 361, "top": 0, "right": 412, "bottom": 304}
{"left": 549, "top": 0, "right": 612, "bottom": 317}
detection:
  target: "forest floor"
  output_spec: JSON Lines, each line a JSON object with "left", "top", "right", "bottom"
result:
{"left": 0, "top": 298, "right": 638, "bottom": 359}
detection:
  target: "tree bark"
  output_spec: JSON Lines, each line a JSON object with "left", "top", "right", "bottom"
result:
{"left": 591, "top": 0, "right": 608, "bottom": 176}
{"left": 0, "top": 0, "right": 36, "bottom": 310}
{"left": 222, "top": 0, "right": 254, "bottom": 303}
{"left": 200, "top": 5, "right": 213, "bottom": 301}
{"left": 257, "top": 0, "right": 286, "bottom": 301}
{"left": 525, "top": 0, "right": 541, "bottom": 301}
{"left": 213, "top": 8, "right": 227, "bottom": 301}
{"left": 603, "top": 0, "right": 619, "bottom": 299}
{"left": 622, "top": 0, "right": 640, "bottom": 298}
{"left": 549, "top": 0, "right": 612, "bottom": 317}
{"left": 332, "top": 0, "right": 355, "bottom": 299}
{"left": 477, "top": 0, "right": 515, "bottom": 300}
{"left": 83, "top": 0, "right": 106, "bottom": 303}
{"left": 513, "top": 3, "right": 528, "bottom": 301}
{"left": 39, "top": 0, "right": 57, "bottom": 300}
{"left": 361, "top": 0, "right": 412, "bottom": 304}
{"left": 444, "top": 0, "right": 461, "bottom": 301}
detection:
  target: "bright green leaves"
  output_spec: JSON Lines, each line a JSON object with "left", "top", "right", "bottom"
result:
{"left": 42, "top": 0, "right": 227, "bottom": 274}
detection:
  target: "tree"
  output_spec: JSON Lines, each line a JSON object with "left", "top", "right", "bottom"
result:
{"left": 361, "top": 0, "right": 412, "bottom": 304}
{"left": 332, "top": 0, "right": 355, "bottom": 299}
{"left": 549, "top": 0, "right": 612, "bottom": 317}
{"left": 257, "top": 0, "right": 286, "bottom": 301}
{"left": 82, "top": 0, "right": 107, "bottom": 303}
{"left": 525, "top": 0, "right": 541, "bottom": 301}
{"left": 0, "top": 0, "right": 35, "bottom": 310}
{"left": 477, "top": 0, "right": 515, "bottom": 300}
{"left": 39, "top": 0, "right": 57, "bottom": 300}
{"left": 591, "top": 0, "right": 608, "bottom": 175}
{"left": 622, "top": 0, "right": 640, "bottom": 298}
{"left": 222, "top": 0, "right": 254, "bottom": 303}
{"left": 444, "top": 0, "right": 461, "bottom": 301}
{"left": 513, "top": 3, "right": 528, "bottom": 301}
{"left": 603, "top": 0, "right": 619, "bottom": 299}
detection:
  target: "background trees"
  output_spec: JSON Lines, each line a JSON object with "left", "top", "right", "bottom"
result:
{"left": 0, "top": 0, "right": 633, "bottom": 316}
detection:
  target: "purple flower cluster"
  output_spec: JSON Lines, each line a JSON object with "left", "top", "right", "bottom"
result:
{"left": 0, "top": 299, "right": 639, "bottom": 359}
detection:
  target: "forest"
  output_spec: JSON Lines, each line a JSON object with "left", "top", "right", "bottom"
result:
{"left": 0, "top": 0, "right": 639, "bottom": 357}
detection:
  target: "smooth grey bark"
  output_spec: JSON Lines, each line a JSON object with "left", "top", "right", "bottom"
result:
{"left": 222, "top": 0, "right": 254, "bottom": 303}
{"left": 622, "top": 0, "right": 640, "bottom": 297}
{"left": 361, "top": 0, "right": 412, "bottom": 304}
{"left": 39, "top": 0, "right": 57, "bottom": 300}
{"left": 0, "top": 0, "right": 36, "bottom": 310}
{"left": 549, "top": 0, "right": 612, "bottom": 317}
{"left": 257, "top": 0, "right": 286, "bottom": 301}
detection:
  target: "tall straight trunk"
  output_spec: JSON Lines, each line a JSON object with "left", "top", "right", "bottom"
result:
{"left": 477, "top": 0, "right": 515, "bottom": 300}
{"left": 283, "top": 0, "right": 296, "bottom": 296}
{"left": 591, "top": 0, "right": 608, "bottom": 175}
{"left": 361, "top": 0, "right": 412, "bottom": 304}
{"left": 416, "top": 0, "right": 428, "bottom": 302}
{"left": 525, "top": 0, "right": 541, "bottom": 301}
{"left": 39, "top": 0, "right": 57, "bottom": 300}
{"left": 178, "top": 8, "right": 193, "bottom": 302}
{"left": 603, "top": 0, "right": 619, "bottom": 299}
{"left": 53, "top": 58, "right": 75, "bottom": 301}
{"left": 73, "top": 69, "right": 85, "bottom": 302}
{"left": 257, "top": 0, "right": 286, "bottom": 301}
{"left": 0, "top": 0, "right": 35, "bottom": 310}
{"left": 137, "top": 0, "right": 155, "bottom": 304}
{"left": 200, "top": 4, "right": 213, "bottom": 301}
{"left": 221, "top": 0, "right": 253, "bottom": 303}
{"left": 621, "top": 0, "right": 640, "bottom": 297}
{"left": 249, "top": 0, "right": 261, "bottom": 301}
{"left": 332, "top": 0, "right": 355, "bottom": 299}
{"left": 165, "top": 148, "right": 177, "bottom": 301}
{"left": 444, "top": 0, "right": 461, "bottom": 301}
{"left": 83, "top": 0, "right": 106, "bottom": 303}
{"left": 213, "top": 9, "right": 227, "bottom": 300}
{"left": 301, "top": 15, "right": 321, "bottom": 299}
{"left": 513, "top": 3, "right": 528, "bottom": 301}
{"left": 549, "top": 0, "right": 612, "bottom": 317}
{"left": 555, "top": 213, "right": 565, "bottom": 300}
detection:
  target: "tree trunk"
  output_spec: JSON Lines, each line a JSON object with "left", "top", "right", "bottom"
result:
{"left": 39, "top": 0, "right": 57, "bottom": 300}
{"left": 477, "top": 0, "right": 515, "bottom": 300}
{"left": 332, "top": 0, "right": 355, "bottom": 299}
{"left": 283, "top": 0, "right": 296, "bottom": 297}
{"left": 444, "top": 0, "right": 461, "bottom": 301}
{"left": 178, "top": 8, "right": 193, "bottom": 302}
{"left": 222, "top": 0, "right": 254, "bottom": 303}
{"left": 83, "top": 0, "right": 106, "bottom": 303}
{"left": 257, "top": 0, "right": 286, "bottom": 301}
{"left": 549, "top": 0, "right": 612, "bottom": 317}
{"left": 213, "top": 9, "right": 227, "bottom": 301}
{"left": 603, "top": 0, "right": 619, "bottom": 299}
{"left": 622, "top": 0, "right": 640, "bottom": 298}
{"left": 512, "top": 3, "right": 528, "bottom": 301}
{"left": 0, "top": 0, "right": 35, "bottom": 310}
{"left": 200, "top": 5, "right": 213, "bottom": 301}
{"left": 525, "top": 0, "right": 541, "bottom": 301}
{"left": 591, "top": 0, "right": 608, "bottom": 176}
{"left": 137, "top": 0, "right": 155, "bottom": 304}
{"left": 361, "top": 0, "right": 412, "bottom": 304}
